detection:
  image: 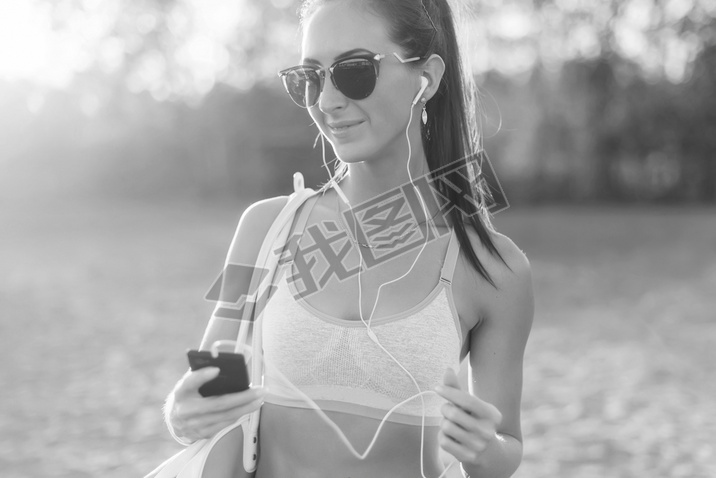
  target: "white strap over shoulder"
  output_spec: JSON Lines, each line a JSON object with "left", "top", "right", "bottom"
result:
{"left": 234, "top": 172, "right": 313, "bottom": 350}
{"left": 236, "top": 172, "right": 317, "bottom": 473}
{"left": 145, "top": 173, "right": 318, "bottom": 478}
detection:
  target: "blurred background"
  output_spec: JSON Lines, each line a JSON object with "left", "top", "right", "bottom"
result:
{"left": 1, "top": 0, "right": 715, "bottom": 477}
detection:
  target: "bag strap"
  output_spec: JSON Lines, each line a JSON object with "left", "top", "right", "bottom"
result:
{"left": 234, "top": 172, "right": 317, "bottom": 360}
{"left": 234, "top": 173, "right": 318, "bottom": 473}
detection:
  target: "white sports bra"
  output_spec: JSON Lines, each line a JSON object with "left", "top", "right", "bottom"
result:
{"left": 259, "top": 193, "right": 464, "bottom": 426}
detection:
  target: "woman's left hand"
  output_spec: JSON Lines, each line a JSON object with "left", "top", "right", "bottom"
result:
{"left": 434, "top": 367, "right": 503, "bottom": 467}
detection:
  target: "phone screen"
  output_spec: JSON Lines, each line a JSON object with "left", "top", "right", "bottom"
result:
{"left": 186, "top": 350, "right": 250, "bottom": 397}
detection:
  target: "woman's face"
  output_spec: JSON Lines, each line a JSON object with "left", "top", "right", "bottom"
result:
{"left": 301, "top": 0, "right": 420, "bottom": 164}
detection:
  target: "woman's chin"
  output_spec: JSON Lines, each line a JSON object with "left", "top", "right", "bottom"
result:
{"left": 333, "top": 146, "right": 372, "bottom": 164}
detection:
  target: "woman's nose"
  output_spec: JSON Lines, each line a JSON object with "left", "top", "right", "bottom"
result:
{"left": 318, "top": 74, "right": 347, "bottom": 113}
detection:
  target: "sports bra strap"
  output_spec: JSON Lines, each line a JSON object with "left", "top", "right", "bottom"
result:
{"left": 439, "top": 229, "right": 460, "bottom": 285}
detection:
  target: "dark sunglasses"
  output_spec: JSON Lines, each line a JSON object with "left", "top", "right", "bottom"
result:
{"left": 278, "top": 52, "right": 419, "bottom": 108}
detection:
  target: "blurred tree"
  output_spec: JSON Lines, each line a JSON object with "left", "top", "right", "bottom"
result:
{"left": 466, "top": 0, "right": 715, "bottom": 81}
{"left": 5, "top": 0, "right": 708, "bottom": 100}
{"left": 472, "top": 0, "right": 716, "bottom": 203}
{"left": 2, "top": 0, "right": 715, "bottom": 204}
{"left": 41, "top": 0, "right": 302, "bottom": 102}
{"left": 683, "top": 43, "right": 716, "bottom": 201}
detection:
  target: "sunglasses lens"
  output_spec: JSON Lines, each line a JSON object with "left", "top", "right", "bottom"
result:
{"left": 333, "top": 58, "right": 376, "bottom": 100}
{"left": 282, "top": 67, "right": 321, "bottom": 107}
{"left": 280, "top": 57, "right": 378, "bottom": 106}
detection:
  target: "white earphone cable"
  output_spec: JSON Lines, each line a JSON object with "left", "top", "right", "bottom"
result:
{"left": 329, "top": 99, "right": 456, "bottom": 478}
{"left": 299, "top": 77, "right": 457, "bottom": 478}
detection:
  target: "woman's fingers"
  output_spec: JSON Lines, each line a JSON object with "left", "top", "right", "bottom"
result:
{"left": 192, "top": 396, "right": 267, "bottom": 435}
{"left": 434, "top": 373, "right": 503, "bottom": 466}
{"left": 435, "top": 384, "right": 502, "bottom": 426}
{"left": 438, "top": 430, "right": 486, "bottom": 464}
{"left": 176, "top": 386, "right": 266, "bottom": 419}
{"left": 440, "top": 402, "right": 479, "bottom": 432}
{"left": 180, "top": 396, "right": 267, "bottom": 441}
{"left": 182, "top": 391, "right": 267, "bottom": 428}
{"left": 203, "top": 387, "right": 267, "bottom": 413}
{"left": 170, "top": 368, "right": 268, "bottom": 441}
{"left": 439, "top": 411, "right": 495, "bottom": 445}
{"left": 439, "top": 402, "right": 498, "bottom": 440}
{"left": 174, "top": 367, "right": 221, "bottom": 399}
{"left": 176, "top": 386, "right": 266, "bottom": 424}
{"left": 175, "top": 367, "right": 266, "bottom": 406}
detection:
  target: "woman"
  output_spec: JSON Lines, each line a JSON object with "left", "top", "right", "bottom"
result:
{"left": 165, "top": 0, "right": 534, "bottom": 477}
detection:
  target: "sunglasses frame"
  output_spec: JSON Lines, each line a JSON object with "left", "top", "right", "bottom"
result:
{"left": 278, "top": 52, "right": 420, "bottom": 108}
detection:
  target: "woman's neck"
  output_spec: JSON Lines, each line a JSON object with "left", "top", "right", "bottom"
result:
{"left": 333, "top": 149, "right": 449, "bottom": 229}
{"left": 337, "top": 146, "right": 431, "bottom": 206}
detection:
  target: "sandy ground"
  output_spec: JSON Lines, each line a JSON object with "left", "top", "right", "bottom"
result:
{"left": 2, "top": 198, "right": 715, "bottom": 477}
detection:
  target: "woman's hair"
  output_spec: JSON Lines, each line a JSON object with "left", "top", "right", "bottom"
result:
{"left": 302, "top": 0, "right": 510, "bottom": 288}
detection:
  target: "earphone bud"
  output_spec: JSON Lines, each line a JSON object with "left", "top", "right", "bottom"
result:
{"left": 411, "top": 76, "right": 429, "bottom": 106}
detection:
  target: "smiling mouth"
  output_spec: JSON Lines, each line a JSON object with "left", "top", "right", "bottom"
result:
{"left": 328, "top": 121, "right": 364, "bottom": 133}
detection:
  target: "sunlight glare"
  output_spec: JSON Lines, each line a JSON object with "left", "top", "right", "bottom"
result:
{"left": 489, "top": 5, "right": 534, "bottom": 41}
{"left": 614, "top": 20, "right": 648, "bottom": 60}
{"left": 0, "top": 2, "right": 53, "bottom": 82}
{"left": 0, "top": 0, "right": 119, "bottom": 89}
{"left": 665, "top": 0, "right": 695, "bottom": 22}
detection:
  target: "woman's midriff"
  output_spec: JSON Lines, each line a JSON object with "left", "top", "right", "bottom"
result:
{"left": 255, "top": 403, "right": 461, "bottom": 478}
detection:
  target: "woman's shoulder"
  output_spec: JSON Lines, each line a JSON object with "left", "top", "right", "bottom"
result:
{"left": 243, "top": 195, "right": 291, "bottom": 221}
{"left": 225, "top": 195, "right": 290, "bottom": 265}
{"left": 457, "top": 224, "right": 532, "bottom": 301}
{"left": 488, "top": 230, "right": 530, "bottom": 277}
{"left": 462, "top": 224, "right": 531, "bottom": 282}
{"left": 460, "top": 225, "right": 533, "bottom": 328}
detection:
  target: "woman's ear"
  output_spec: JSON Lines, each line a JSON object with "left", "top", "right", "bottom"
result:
{"left": 421, "top": 54, "right": 446, "bottom": 101}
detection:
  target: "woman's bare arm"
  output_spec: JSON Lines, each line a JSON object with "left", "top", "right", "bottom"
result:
{"left": 164, "top": 195, "right": 289, "bottom": 443}
{"left": 436, "top": 232, "right": 534, "bottom": 477}
{"left": 199, "top": 195, "right": 289, "bottom": 350}
{"left": 461, "top": 234, "right": 534, "bottom": 477}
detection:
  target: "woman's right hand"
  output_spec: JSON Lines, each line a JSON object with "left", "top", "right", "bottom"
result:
{"left": 166, "top": 367, "right": 267, "bottom": 443}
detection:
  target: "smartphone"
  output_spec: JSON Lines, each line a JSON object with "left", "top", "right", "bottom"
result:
{"left": 186, "top": 350, "right": 250, "bottom": 397}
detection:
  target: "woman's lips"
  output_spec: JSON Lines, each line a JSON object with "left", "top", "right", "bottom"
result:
{"left": 327, "top": 120, "right": 364, "bottom": 136}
